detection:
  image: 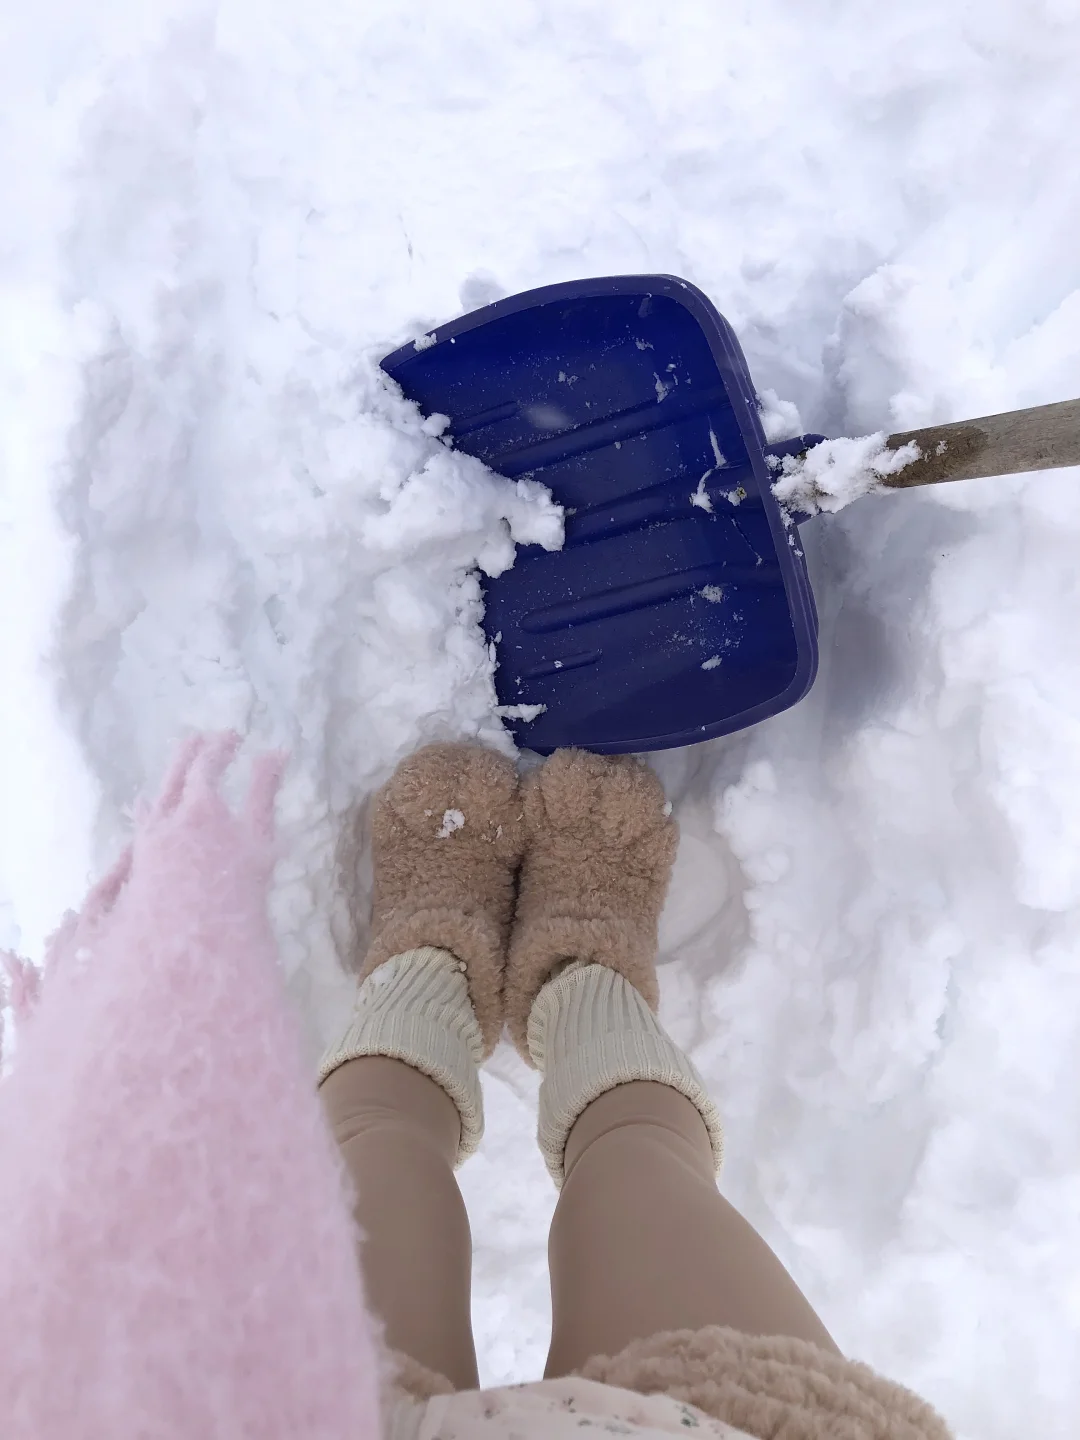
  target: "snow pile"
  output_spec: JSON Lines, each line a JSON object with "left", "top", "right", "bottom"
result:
{"left": 772, "top": 433, "right": 921, "bottom": 515}
{"left": 53, "top": 329, "right": 560, "bottom": 1034}
{"left": 3, "top": 3, "right": 1080, "bottom": 1439}
{"left": 0, "top": 5, "right": 562, "bottom": 1033}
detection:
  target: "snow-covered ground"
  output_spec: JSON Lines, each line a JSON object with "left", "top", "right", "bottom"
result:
{"left": 3, "top": 3, "right": 1079, "bottom": 1435}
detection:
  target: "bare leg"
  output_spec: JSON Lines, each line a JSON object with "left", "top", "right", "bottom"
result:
{"left": 321, "top": 1056, "right": 479, "bottom": 1390}
{"left": 546, "top": 1080, "right": 839, "bottom": 1377}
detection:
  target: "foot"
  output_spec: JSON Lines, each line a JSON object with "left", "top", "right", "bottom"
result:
{"left": 362, "top": 743, "right": 524, "bottom": 1057}
{"left": 503, "top": 749, "right": 677, "bottom": 1063}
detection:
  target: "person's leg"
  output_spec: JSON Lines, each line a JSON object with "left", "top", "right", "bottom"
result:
{"left": 545, "top": 1079, "right": 839, "bottom": 1377}
{"left": 501, "top": 748, "right": 839, "bottom": 1380}
{"left": 318, "top": 743, "right": 526, "bottom": 1391}
{"left": 321, "top": 1055, "right": 479, "bottom": 1390}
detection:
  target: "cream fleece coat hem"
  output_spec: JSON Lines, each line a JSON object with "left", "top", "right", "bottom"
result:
{"left": 386, "top": 1326, "right": 952, "bottom": 1440}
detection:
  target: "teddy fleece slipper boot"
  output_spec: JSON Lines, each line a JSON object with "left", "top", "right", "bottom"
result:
{"left": 319, "top": 742, "right": 523, "bottom": 1165}
{"left": 504, "top": 749, "right": 677, "bottom": 1058}
{"left": 504, "top": 749, "right": 722, "bottom": 1186}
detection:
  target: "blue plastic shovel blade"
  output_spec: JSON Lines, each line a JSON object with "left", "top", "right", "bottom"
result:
{"left": 382, "top": 274, "right": 819, "bottom": 754}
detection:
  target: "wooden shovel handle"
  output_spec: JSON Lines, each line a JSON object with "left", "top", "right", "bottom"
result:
{"left": 881, "top": 397, "right": 1080, "bottom": 488}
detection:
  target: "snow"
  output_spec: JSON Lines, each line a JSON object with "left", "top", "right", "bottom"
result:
{"left": 689, "top": 477, "right": 714, "bottom": 512}
{"left": 2, "top": 4, "right": 1079, "bottom": 1438}
{"left": 436, "top": 809, "right": 466, "bottom": 840}
{"left": 772, "top": 432, "right": 922, "bottom": 515}
{"left": 495, "top": 704, "right": 549, "bottom": 723}
{"left": 757, "top": 389, "right": 803, "bottom": 444}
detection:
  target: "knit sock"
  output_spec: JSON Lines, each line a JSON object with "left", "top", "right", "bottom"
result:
{"left": 318, "top": 946, "right": 484, "bottom": 1167}
{"left": 527, "top": 961, "right": 724, "bottom": 1188}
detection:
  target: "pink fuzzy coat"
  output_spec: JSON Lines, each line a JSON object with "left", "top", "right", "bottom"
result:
{"left": 0, "top": 734, "right": 382, "bottom": 1439}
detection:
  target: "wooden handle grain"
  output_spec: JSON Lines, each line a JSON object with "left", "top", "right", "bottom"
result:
{"left": 881, "top": 397, "right": 1080, "bottom": 488}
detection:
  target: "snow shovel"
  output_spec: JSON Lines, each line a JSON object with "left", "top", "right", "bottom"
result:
{"left": 381, "top": 275, "right": 1079, "bottom": 755}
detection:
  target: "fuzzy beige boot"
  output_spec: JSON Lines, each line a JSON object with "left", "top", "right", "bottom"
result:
{"left": 505, "top": 749, "right": 723, "bottom": 1187}
{"left": 504, "top": 749, "right": 677, "bottom": 1059}
{"left": 356, "top": 741, "right": 524, "bottom": 1057}
{"left": 318, "top": 743, "right": 524, "bottom": 1166}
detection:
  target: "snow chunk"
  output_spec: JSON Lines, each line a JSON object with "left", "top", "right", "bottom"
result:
{"left": 436, "top": 808, "right": 465, "bottom": 838}
{"left": 758, "top": 388, "right": 803, "bottom": 442}
{"left": 495, "top": 703, "right": 547, "bottom": 722}
{"left": 700, "top": 585, "right": 725, "bottom": 603}
{"left": 361, "top": 455, "right": 563, "bottom": 578}
{"left": 689, "top": 477, "right": 714, "bottom": 512}
{"left": 413, "top": 332, "right": 437, "bottom": 351}
{"left": 701, "top": 655, "right": 722, "bottom": 670}
{"left": 772, "top": 433, "right": 921, "bottom": 515}
{"left": 689, "top": 431, "right": 727, "bottom": 512}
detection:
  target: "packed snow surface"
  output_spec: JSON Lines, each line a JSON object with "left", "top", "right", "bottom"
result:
{"left": 2, "top": 5, "right": 1080, "bottom": 1438}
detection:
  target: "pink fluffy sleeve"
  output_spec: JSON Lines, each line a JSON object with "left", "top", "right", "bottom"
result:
{"left": 0, "top": 734, "right": 382, "bottom": 1440}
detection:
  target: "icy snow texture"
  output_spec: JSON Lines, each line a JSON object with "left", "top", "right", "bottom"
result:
{"left": 2, "top": 4, "right": 1080, "bottom": 1439}
{"left": 773, "top": 434, "right": 922, "bottom": 516}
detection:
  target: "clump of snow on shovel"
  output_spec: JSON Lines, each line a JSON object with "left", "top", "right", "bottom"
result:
{"left": 495, "top": 703, "right": 548, "bottom": 722}
{"left": 772, "top": 433, "right": 921, "bottom": 515}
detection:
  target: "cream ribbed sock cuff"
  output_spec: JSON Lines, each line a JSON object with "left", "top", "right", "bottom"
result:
{"left": 318, "top": 946, "right": 484, "bottom": 1167}
{"left": 527, "top": 961, "right": 724, "bottom": 1188}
